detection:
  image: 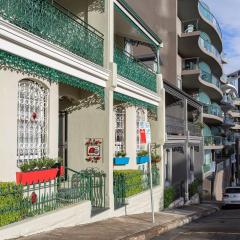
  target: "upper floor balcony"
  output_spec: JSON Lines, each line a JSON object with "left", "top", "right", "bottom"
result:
{"left": 179, "top": 31, "right": 223, "bottom": 78}
{"left": 203, "top": 104, "right": 224, "bottom": 124}
{"left": 204, "top": 136, "right": 223, "bottom": 150}
{"left": 114, "top": 47, "right": 157, "bottom": 92}
{"left": 182, "top": 58, "right": 223, "bottom": 101}
{"left": 178, "top": 0, "right": 222, "bottom": 52}
{"left": 0, "top": 0, "right": 104, "bottom": 66}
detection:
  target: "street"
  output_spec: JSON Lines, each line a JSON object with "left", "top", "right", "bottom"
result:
{"left": 153, "top": 207, "right": 240, "bottom": 240}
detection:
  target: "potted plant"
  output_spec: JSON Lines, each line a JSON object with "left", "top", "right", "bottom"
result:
{"left": 16, "top": 158, "right": 64, "bottom": 185}
{"left": 151, "top": 153, "right": 161, "bottom": 163}
{"left": 136, "top": 150, "right": 149, "bottom": 164}
{"left": 113, "top": 151, "right": 129, "bottom": 165}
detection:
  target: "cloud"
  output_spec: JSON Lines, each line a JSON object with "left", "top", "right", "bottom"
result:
{"left": 204, "top": 0, "right": 240, "bottom": 74}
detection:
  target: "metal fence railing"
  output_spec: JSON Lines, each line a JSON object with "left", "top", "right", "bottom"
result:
{"left": 0, "top": 168, "right": 106, "bottom": 227}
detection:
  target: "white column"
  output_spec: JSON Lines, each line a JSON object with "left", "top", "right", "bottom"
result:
{"left": 104, "top": 0, "right": 114, "bottom": 68}
{"left": 104, "top": 62, "right": 117, "bottom": 209}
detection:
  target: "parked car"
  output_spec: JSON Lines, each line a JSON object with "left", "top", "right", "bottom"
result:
{"left": 222, "top": 187, "right": 240, "bottom": 207}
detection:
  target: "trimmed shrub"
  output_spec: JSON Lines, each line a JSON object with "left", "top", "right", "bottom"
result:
{"left": 0, "top": 182, "right": 24, "bottom": 227}
{"left": 113, "top": 170, "right": 143, "bottom": 197}
{"left": 164, "top": 186, "right": 175, "bottom": 208}
{"left": 189, "top": 179, "right": 202, "bottom": 198}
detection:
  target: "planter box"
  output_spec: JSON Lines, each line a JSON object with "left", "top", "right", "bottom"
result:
{"left": 113, "top": 157, "right": 129, "bottom": 165}
{"left": 16, "top": 166, "right": 64, "bottom": 185}
{"left": 136, "top": 156, "right": 149, "bottom": 164}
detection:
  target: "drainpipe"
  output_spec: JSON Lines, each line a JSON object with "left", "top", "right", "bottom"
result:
{"left": 184, "top": 99, "right": 189, "bottom": 202}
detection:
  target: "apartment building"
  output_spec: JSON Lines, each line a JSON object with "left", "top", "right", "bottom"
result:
{"left": 0, "top": 0, "right": 168, "bottom": 235}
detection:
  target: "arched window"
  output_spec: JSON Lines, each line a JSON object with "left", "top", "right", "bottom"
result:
{"left": 136, "top": 108, "right": 147, "bottom": 151}
{"left": 17, "top": 80, "right": 49, "bottom": 165}
{"left": 115, "top": 107, "right": 126, "bottom": 154}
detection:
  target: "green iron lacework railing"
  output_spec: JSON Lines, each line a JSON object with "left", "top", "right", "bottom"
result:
{"left": 0, "top": 50, "right": 104, "bottom": 98}
{"left": 0, "top": 0, "right": 104, "bottom": 66}
{"left": 0, "top": 169, "right": 106, "bottom": 227}
{"left": 114, "top": 92, "right": 158, "bottom": 114}
{"left": 114, "top": 48, "right": 157, "bottom": 92}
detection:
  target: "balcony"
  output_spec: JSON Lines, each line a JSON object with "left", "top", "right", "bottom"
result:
{"left": 166, "top": 116, "right": 185, "bottom": 136}
{"left": 198, "top": 37, "right": 222, "bottom": 66}
{"left": 182, "top": 58, "right": 223, "bottom": 101}
{"left": 204, "top": 136, "right": 223, "bottom": 149}
{"left": 203, "top": 104, "right": 224, "bottom": 124}
{"left": 178, "top": 0, "right": 222, "bottom": 53}
{"left": 114, "top": 47, "right": 157, "bottom": 92}
{"left": 222, "top": 117, "right": 235, "bottom": 128}
{"left": 0, "top": 0, "right": 104, "bottom": 66}
{"left": 198, "top": 1, "right": 222, "bottom": 40}
{"left": 188, "top": 122, "right": 202, "bottom": 137}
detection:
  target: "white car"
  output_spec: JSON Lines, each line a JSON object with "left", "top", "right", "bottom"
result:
{"left": 222, "top": 187, "right": 240, "bottom": 207}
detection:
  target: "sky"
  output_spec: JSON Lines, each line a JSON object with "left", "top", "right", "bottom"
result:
{"left": 204, "top": 0, "right": 240, "bottom": 74}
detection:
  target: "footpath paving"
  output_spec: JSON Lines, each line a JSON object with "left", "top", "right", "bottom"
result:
{"left": 15, "top": 204, "right": 219, "bottom": 240}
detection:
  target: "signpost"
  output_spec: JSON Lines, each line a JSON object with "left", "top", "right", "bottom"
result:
{"left": 145, "top": 122, "right": 155, "bottom": 224}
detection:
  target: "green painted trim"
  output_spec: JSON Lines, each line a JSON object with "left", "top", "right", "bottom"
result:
{"left": 114, "top": 4, "right": 159, "bottom": 47}
{"left": 0, "top": 50, "right": 104, "bottom": 98}
{"left": 116, "top": 0, "right": 162, "bottom": 44}
{"left": 113, "top": 92, "right": 157, "bottom": 113}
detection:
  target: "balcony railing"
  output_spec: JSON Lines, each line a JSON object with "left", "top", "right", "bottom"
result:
{"left": 204, "top": 136, "right": 222, "bottom": 146}
{"left": 188, "top": 122, "right": 202, "bottom": 136}
{"left": 182, "top": 58, "right": 222, "bottom": 90}
{"left": 0, "top": 0, "right": 104, "bottom": 66}
{"left": 198, "top": 1, "right": 222, "bottom": 39}
{"left": 198, "top": 37, "right": 222, "bottom": 64}
{"left": 203, "top": 105, "right": 223, "bottom": 118}
{"left": 166, "top": 116, "right": 185, "bottom": 136}
{"left": 114, "top": 47, "right": 157, "bottom": 92}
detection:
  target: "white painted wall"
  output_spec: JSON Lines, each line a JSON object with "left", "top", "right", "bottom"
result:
{"left": 0, "top": 70, "right": 59, "bottom": 182}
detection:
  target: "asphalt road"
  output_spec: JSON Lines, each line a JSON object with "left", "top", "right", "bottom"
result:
{"left": 152, "top": 206, "right": 240, "bottom": 240}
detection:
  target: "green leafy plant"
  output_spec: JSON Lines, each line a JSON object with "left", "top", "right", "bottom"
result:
{"left": 151, "top": 153, "right": 161, "bottom": 162}
{"left": 137, "top": 150, "right": 148, "bottom": 157}
{"left": 18, "top": 158, "right": 57, "bottom": 172}
{"left": 115, "top": 151, "right": 127, "bottom": 157}
{"left": 164, "top": 186, "right": 175, "bottom": 208}
{"left": 113, "top": 170, "right": 143, "bottom": 197}
{"left": 0, "top": 182, "right": 24, "bottom": 227}
{"left": 189, "top": 179, "right": 202, "bottom": 198}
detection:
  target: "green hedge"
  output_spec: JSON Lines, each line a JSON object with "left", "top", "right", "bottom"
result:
{"left": 189, "top": 179, "right": 201, "bottom": 198}
{"left": 0, "top": 182, "right": 24, "bottom": 227}
{"left": 164, "top": 187, "right": 175, "bottom": 209}
{"left": 113, "top": 170, "right": 143, "bottom": 198}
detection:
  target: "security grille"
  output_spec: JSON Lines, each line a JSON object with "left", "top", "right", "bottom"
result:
{"left": 17, "top": 80, "right": 49, "bottom": 165}
{"left": 115, "top": 107, "right": 126, "bottom": 153}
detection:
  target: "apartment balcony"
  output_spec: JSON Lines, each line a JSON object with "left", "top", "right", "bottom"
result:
{"left": 231, "top": 122, "right": 240, "bottom": 131}
{"left": 166, "top": 116, "right": 185, "bottom": 136}
{"left": 188, "top": 122, "right": 202, "bottom": 137}
{"left": 221, "top": 95, "right": 235, "bottom": 111}
{"left": 182, "top": 58, "right": 223, "bottom": 101}
{"left": 223, "top": 135, "right": 235, "bottom": 146}
{"left": 222, "top": 117, "right": 235, "bottom": 128}
{"left": 178, "top": 0, "right": 222, "bottom": 52}
{"left": 114, "top": 47, "right": 157, "bottom": 92}
{"left": 0, "top": 0, "right": 104, "bottom": 66}
{"left": 229, "top": 110, "right": 240, "bottom": 118}
{"left": 203, "top": 105, "right": 224, "bottom": 124}
{"left": 179, "top": 31, "right": 223, "bottom": 77}
{"left": 234, "top": 98, "right": 240, "bottom": 106}
{"left": 204, "top": 136, "right": 223, "bottom": 150}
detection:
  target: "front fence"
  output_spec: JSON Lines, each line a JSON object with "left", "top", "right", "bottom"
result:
{"left": 0, "top": 168, "right": 106, "bottom": 227}
{"left": 113, "top": 168, "right": 160, "bottom": 209}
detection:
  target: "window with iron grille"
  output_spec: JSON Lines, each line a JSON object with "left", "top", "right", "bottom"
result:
{"left": 17, "top": 80, "right": 49, "bottom": 165}
{"left": 136, "top": 108, "right": 147, "bottom": 151}
{"left": 115, "top": 107, "right": 126, "bottom": 153}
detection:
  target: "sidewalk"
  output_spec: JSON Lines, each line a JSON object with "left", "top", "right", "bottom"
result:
{"left": 15, "top": 204, "right": 219, "bottom": 240}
